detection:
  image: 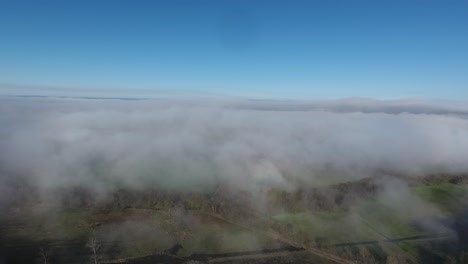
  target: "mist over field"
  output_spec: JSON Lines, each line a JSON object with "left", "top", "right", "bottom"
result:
{"left": 2, "top": 97, "right": 468, "bottom": 263}
{"left": 1, "top": 97, "right": 468, "bottom": 196}
{"left": 2, "top": 0, "right": 468, "bottom": 262}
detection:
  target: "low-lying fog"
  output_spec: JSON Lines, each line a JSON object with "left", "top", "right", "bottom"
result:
{"left": 1, "top": 97, "right": 468, "bottom": 197}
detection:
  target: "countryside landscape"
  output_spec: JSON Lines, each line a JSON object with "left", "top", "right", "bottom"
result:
{"left": 1, "top": 1, "right": 468, "bottom": 263}
{"left": 1, "top": 98, "right": 468, "bottom": 263}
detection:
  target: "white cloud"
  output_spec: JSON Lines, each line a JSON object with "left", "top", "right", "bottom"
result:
{"left": 1, "top": 97, "right": 468, "bottom": 195}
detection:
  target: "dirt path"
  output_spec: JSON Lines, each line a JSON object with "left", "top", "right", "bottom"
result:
{"left": 201, "top": 212, "right": 354, "bottom": 264}
{"left": 207, "top": 250, "right": 305, "bottom": 263}
{"left": 328, "top": 233, "right": 454, "bottom": 248}
{"left": 199, "top": 212, "right": 454, "bottom": 264}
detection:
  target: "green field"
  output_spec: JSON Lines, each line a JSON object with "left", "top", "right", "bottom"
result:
{"left": 3, "top": 180, "right": 468, "bottom": 263}
{"left": 414, "top": 183, "right": 468, "bottom": 213}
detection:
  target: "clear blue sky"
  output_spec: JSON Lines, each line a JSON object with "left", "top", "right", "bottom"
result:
{"left": 1, "top": 0, "right": 467, "bottom": 99}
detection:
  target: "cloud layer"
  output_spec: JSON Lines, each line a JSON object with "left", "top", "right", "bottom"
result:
{"left": 1, "top": 97, "right": 468, "bottom": 197}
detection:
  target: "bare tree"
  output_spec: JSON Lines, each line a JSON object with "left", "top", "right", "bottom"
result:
{"left": 86, "top": 236, "right": 101, "bottom": 264}
{"left": 36, "top": 247, "right": 52, "bottom": 264}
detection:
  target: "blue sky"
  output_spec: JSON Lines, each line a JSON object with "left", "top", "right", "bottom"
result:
{"left": 0, "top": 0, "right": 467, "bottom": 99}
